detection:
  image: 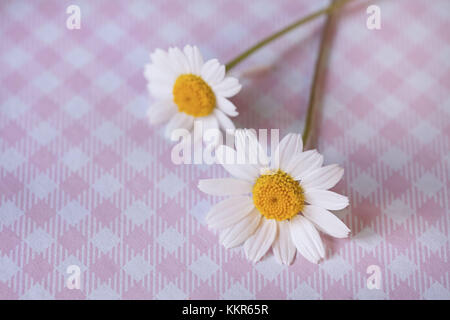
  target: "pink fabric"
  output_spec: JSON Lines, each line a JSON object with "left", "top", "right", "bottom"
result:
{"left": 0, "top": 0, "right": 449, "bottom": 299}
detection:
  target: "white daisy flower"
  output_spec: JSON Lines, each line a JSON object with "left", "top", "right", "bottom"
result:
{"left": 198, "top": 129, "right": 350, "bottom": 265}
{"left": 144, "top": 45, "right": 242, "bottom": 139}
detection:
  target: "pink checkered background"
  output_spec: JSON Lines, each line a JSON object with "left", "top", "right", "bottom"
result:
{"left": 0, "top": 0, "right": 449, "bottom": 299}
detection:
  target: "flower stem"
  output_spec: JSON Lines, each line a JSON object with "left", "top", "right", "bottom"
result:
{"left": 225, "top": 0, "right": 351, "bottom": 71}
{"left": 302, "top": 1, "right": 342, "bottom": 147}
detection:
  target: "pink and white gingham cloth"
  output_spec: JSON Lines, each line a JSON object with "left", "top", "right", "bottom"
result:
{"left": 0, "top": 0, "right": 449, "bottom": 299}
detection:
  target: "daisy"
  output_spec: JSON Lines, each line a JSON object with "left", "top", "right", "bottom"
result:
{"left": 144, "top": 45, "right": 241, "bottom": 140}
{"left": 198, "top": 129, "right": 350, "bottom": 265}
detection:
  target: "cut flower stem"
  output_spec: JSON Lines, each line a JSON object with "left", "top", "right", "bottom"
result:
{"left": 302, "top": 1, "right": 341, "bottom": 147}
{"left": 225, "top": 0, "right": 352, "bottom": 146}
{"left": 225, "top": 0, "right": 351, "bottom": 71}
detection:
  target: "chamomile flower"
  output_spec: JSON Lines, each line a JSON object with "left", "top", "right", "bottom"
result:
{"left": 144, "top": 45, "right": 241, "bottom": 139}
{"left": 198, "top": 129, "right": 350, "bottom": 265}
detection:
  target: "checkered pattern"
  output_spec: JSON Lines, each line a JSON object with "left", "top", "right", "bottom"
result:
{"left": 0, "top": 0, "right": 449, "bottom": 299}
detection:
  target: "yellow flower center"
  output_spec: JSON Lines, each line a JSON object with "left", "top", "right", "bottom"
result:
{"left": 173, "top": 74, "right": 216, "bottom": 117}
{"left": 252, "top": 170, "right": 305, "bottom": 221}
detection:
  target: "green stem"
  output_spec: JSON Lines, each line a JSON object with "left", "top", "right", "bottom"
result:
{"left": 225, "top": 0, "right": 351, "bottom": 71}
{"left": 302, "top": 1, "right": 340, "bottom": 146}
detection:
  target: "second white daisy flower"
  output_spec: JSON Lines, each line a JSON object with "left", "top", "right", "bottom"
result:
{"left": 144, "top": 45, "right": 242, "bottom": 139}
{"left": 198, "top": 129, "right": 350, "bottom": 265}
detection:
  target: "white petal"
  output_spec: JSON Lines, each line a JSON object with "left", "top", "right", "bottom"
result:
{"left": 199, "top": 114, "right": 219, "bottom": 130}
{"left": 147, "top": 101, "right": 177, "bottom": 125}
{"left": 147, "top": 82, "right": 172, "bottom": 100}
{"left": 301, "top": 164, "right": 344, "bottom": 190}
{"left": 214, "top": 109, "right": 235, "bottom": 131}
{"left": 206, "top": 196, "right": 255, "bottom": 230}
{"left": 150, "top": 48, "right": 177, "bottom": 75}
{"left": 286, "top": 150, "right": 324, "bottom": 180}
{"left": 168, "top": 47, "right": 190, "bottom": 74}
{"left": 196, "top": 114, "right": 220, "bottom": 147}
{"left": 289, "top": 215, "right": 325, "bottom": 264}
{"left": 164, "top": 113, "right": 194, "bottom": 139}
{"left": 183, "top": 45, "right": 203, "bottom": 75}
{"left": 272, "top": 220, "right": 297, "bottom": 265}
{"left": 144, "top": 63, "right": 175, "bottom": 85}
{"left": 235, "top": 129, "right": 269, "bottom": 167}
{"left": 190, "top": 116, "right": 219, "bottom": 158}
{"left": 183, "top": 45, "right": 197, "bottom": 74}
{"left": 302, "top": 205, "right": 350, "bottom": 238}
{"left": 219, "top": 208, "right": 261, "bottom": 248}
{"left": 192, "top": 46, "right": 204, "bottom": 73}
{"left": 192, "top": 114, "right": 218, "bottom": 139}
{"left": 201, "top": 59, "right": 225, "bottom": 85}
{"left": 244, "top": 218, "right": 277, "bottom": 263}
{"left": 216, "top": 145, "right": 260, "bottom": 182}
{"left": 198, "top": 178, "right": 252, "bottom": 196}
{"left": 304, "top": 189, "right": 349, "bottom": 211}
{"left": 216, "top": 96, "right": 238, "bottom": 117}
{"left": 213, "top": 77, "right": 242, "bottom": 98}
{"left": 271, "top": 133, "right": 303, "bottom": 170}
